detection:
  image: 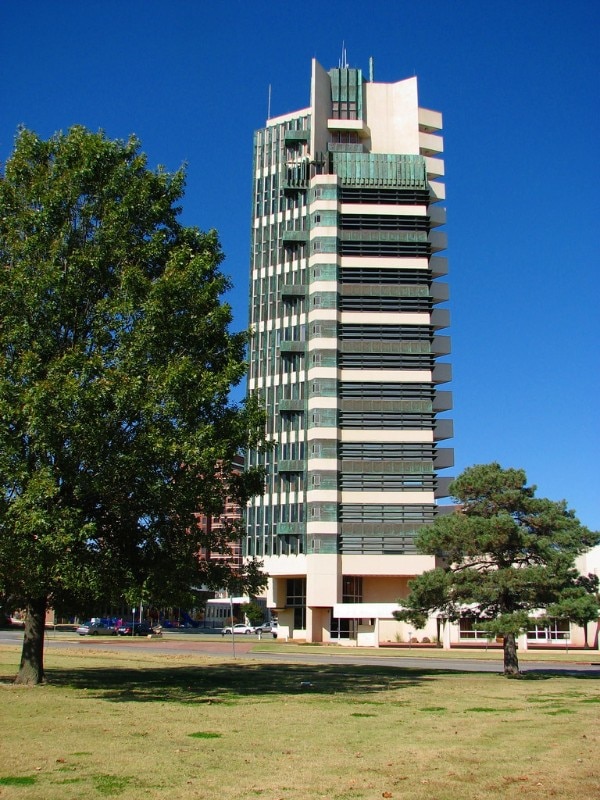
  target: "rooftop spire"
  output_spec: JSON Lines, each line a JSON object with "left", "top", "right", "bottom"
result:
{"left": 339, "top": 41, "right": 348, "bottom": 69}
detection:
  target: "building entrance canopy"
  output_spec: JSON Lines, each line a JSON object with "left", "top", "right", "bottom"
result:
{"left": 333, "top": 603, "right": 402, "bottom": 619}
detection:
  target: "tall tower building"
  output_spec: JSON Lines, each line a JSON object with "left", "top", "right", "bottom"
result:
{"left": 246, "top": 59, "right": 453, "bottom": 644}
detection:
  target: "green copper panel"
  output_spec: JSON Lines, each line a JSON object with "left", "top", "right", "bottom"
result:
{"left": 329, "top": 68, "right": 364, "bottom": 120}
{"left": 278, "top": 399, "right": 305, "bottom": 412}
{"left": 280, "top": 341, "right": 307, "bottom": 353}
{"left": 309, "top": 320, "right": 337, "bottom": 338}
{"left": 309, "top": 471, "right": 338, "bottom": 490}
{"left": 311, "top": 210, "right": 337, "bottom": 227}
{"left": 310, "top": 350, "right": 338, "bottom": 368}
{"left": 309, "top": 439, "right": 338, "bottom": 458}
{"left": 276, "top": 523, "right": 306, "bottom": 536}
{"left": 280, "top": 284, "right": 307, "bottom": 298}
{"left": 311, "top": 264, "right": 338, "bottom": 281}
{"left": 340, "top": 460, "right": 434, "bottom": 474}
{"left": 327, "top": 142, "right": 364, "bottom": 153}
{"left": 309, "top": 378, "right": 337, "bottom": 397}
{"left": 309, "top": 408, "right": 338, "bottom": 427}
{"left": 309, "top": 502, "right": 338, "bottom": 521}
{"left": 333, "top": 152, "right": 427, "bottom": 188}
{"left": 341, "top": 285, "right": 430, "bottom": 298}
{"left": 310, "top": 185, "right": 338, "bottom": 202}
{"left": 307, "top": 535, "right": 338, "bottom": 555}
{"left": 340, "top": 341, "right": 431, "bottom": 354}
{"left": 311, "top": 237, "right": 338, "bottom": 254}
{"left": 310, "top": 292, "right": 338, "bottom": 310}
{"left": 278, "top": 459, "right": 305, "bottom": 472}
{"left": 281, "top": 159, "right": 310, "bottom": 189}
{"left": 339, "top": 230, "right": 427, "bottom": 243}
{"left": 282, "top": 229, "right": 309, "bottom": 243}
{"left": 284, "top": 129, "right": 309, "bottom": 142}
{"left": 340, "top": 400, "right": 433, "bottom": 413}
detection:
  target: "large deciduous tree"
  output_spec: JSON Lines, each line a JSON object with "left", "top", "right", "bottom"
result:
{"left": 394, "top": 463, "right": 599, "bottom": 675}
{"left": 0, "top": 126, "right": 267, "bottom": 684}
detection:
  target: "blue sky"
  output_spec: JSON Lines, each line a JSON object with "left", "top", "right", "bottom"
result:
{"left": 1, "top": 1, "right": 598, "bottom": 530}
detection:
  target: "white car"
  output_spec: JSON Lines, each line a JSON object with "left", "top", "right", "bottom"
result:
{"left": 222, "top": 624, "right": 255, "bottom": 635}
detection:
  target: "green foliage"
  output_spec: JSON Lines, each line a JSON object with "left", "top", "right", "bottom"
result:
{"left": 544, "top": 574, "right": 599, "bottom": 646}
{"left": 395, "top": 463, "right": 599, "bottom": 672}
{"left": 241, "top": 600, "right": 265, "bottom": 625}
{"left": 0, "top": 126, "right": 268, "bottom": 661}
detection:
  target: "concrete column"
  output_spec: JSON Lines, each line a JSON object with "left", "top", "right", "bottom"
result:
{"left": 442, "top": 619, "right": 451, "bottom": 650}
{"left": 305, "top": 607, "right": 327, "bottom": 643}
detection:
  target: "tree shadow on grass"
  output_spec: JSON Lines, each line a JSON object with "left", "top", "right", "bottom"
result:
{"left": 517, "top": 670, "right": 600, "bottom": 680}
{"left": 42, "top": 661, "right": 441, "bottom": 704}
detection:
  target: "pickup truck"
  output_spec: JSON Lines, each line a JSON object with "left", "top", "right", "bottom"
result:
{"left": 255, "top": 623, "right": 278, "bottom": 637}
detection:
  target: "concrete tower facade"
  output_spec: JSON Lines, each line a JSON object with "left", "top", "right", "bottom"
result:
{"left": 246, "top": 59, "right": 453, "bottom": 644}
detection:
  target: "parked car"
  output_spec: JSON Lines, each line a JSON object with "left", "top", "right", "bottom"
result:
{"left": 222, "top": 624, "right": 255, "bottom": 635}
{"left": 116, "top": 621, "right": 155, "bottom": 636}
{"left": 0, "top": 613, "right": 25, "bottom": 629}
{"left": 255, "top": 622, "right": 277, "bottom": 634}
{"left": 76, "top": 621, "right": 117, "bottom": 636}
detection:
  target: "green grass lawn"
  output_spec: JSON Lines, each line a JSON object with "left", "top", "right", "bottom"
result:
{"left": 251, "top": 639, "right": 597, "bottom": 663}
{"left": 1, "top": 644, "right": 598, "bottom": 800}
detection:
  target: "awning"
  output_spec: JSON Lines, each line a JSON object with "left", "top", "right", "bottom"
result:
{"left": 332, "top": 603, "right": 403, "bottom": 619}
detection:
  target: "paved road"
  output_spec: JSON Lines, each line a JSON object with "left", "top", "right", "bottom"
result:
{"left": 2, "top": 629, "right": 599, "bottom": 675}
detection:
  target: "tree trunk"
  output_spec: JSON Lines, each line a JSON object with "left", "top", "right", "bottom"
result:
{"left": 503, "top": 632, "right": 520, "bottom": 676}
{"left": 14, "top": 597, "right": 47, "bottom": 685}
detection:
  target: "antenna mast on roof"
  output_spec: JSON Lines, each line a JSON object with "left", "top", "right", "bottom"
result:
{"left": 340, "top": 41, "right": 348, "bottom": 68}
{"left": 267, "top": 84, "right": 272, "bottom": 122}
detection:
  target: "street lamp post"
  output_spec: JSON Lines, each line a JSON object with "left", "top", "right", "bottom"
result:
{"left": 229, "top": 595, "right": 236, "bottom": 659}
